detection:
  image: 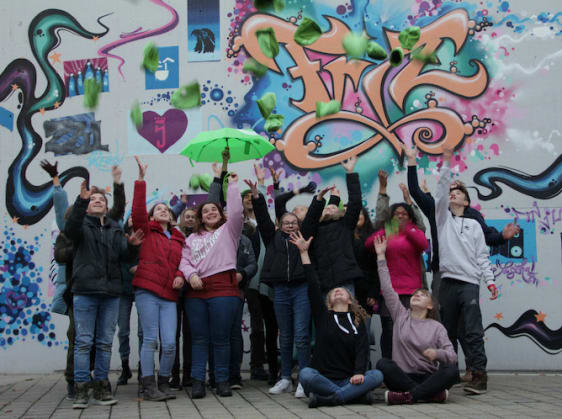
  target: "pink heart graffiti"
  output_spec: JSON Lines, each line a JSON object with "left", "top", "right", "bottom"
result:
{"left": 137, "top": 109, "right": 188, "bottom": 153}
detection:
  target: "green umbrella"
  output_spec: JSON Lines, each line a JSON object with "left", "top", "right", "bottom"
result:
{"left": 180, "top": 127, "right": 275, "bottom": 164}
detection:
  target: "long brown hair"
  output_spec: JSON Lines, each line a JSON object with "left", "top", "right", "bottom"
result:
{"left": 325, "top": 289, "right": 369, "bottom": 326}
{"left": 193, "top": 202, "right": 227, "bottom": 234}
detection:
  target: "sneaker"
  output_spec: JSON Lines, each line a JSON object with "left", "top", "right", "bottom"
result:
{"left": 66, "top": 381, "right": 76, "bottom": 400}
{"left": 72, "top": 382, "right": 89, "bottom": 409}
{"left": 464, "top": 371, "right": 487, "bottom": 395}
{"left": 385, "top": 390, "right": 413, "bottom": 405}
{"left": 427, "top": 389, "right": 448, "bottom": 403}
{"left": 294, "top": 383, "right": 306, "bottom": 398}
{"left": 250, "top": 367, "right": 269, "bottom": 381}
{"left": 268, "top": 378, "right": 293, "bottom": 395}
{"left": 230, "top": 377, "right": 243, "bottom": 390}
{"left": 168, "top": 375, "right": 182, "bottom": 390}
{"left": 92, "top": 380, "right": 118, "bottom": 406}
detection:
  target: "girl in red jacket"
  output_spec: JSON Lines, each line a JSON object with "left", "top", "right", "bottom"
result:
{"left": 365, "top": 202, "right": 428, "bottom": 359}
{"left": 132, "top": 157, "right": 185, "bottom": 401}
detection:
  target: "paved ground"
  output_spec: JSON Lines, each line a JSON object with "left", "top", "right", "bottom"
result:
{"left": 1, "top": 372, "right": 561, "bottom": 418}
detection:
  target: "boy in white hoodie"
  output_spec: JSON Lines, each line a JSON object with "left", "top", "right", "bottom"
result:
{"left": 435, "top": 146, "right": 498, "bottom": 395}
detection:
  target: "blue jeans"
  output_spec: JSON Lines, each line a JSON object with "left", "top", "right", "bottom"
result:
{"left": 186, "top": 296, "right": 240, "bottom": 382}
{"left": 299, "top": 367, "right": 383, "bottom": 403}
{"left": 273, "top": 283, "right": 311, "bottom": 379}
{"left": 73, "top": 294, "right": 120, "bottom": 383}
{"left": 135, "top": 289, "right": 177, "bottom": 378}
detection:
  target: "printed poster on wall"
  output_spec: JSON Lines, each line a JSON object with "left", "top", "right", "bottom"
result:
{"left": 187, "top": 0, "right": 220, "bottom": 62}
{"left": 127, "top": 107, "right": 202, "bottom": 155}
{"left": 63, "top": 57, "right": 109, "bottom": 97}
{"left": 145, "top": 46, "right": 179, "bottom": 90}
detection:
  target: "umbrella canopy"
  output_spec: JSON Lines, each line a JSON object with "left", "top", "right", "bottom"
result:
{"left": 180, "top": 128, "right": 275, "bottom": 163}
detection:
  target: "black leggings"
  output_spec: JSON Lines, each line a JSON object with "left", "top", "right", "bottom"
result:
{"left": 376, "top": 358, "right": 458, "bottom": 401}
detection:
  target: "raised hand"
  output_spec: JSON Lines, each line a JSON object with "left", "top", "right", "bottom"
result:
{"left": 331, "top": 187, "right": 340, "bottom": 198}
{"left": 80, "top": 180, "right": 92, "bottom": 200}
{"left": 112, "top": 165, "right": 122, "bottom": 184}
{"left": 212, "top": 162, "right": 222, "bottom": 178}
{"left": 399, "top": 183, "right": 412, "bottom": 205}
{"left": 341, "top": 155, "right": 357, "bottom": 173}
{"left": 442, "top": 144, "right": 454, "bottom": 162}
{"left": 269, "top": 166, "right": 283, "bottom": 184}
{"left": 289, "top": 231, "right": 313, "bottom": 253}
{"left": 222, "top": 146, "right": 230, "bottom": 163}
{"left": 421, "top": 178, "right": 430, "bottom": 194}
{"left": 229, "top": 172, "right": 239, "bottom": 184}
{"left": 254, "top": 163, "right": 266, "bottom": 185}
{"left": 126, "top": 229, "right": 145, "bottom": 246}
{"left": 378, "top": 170, "right": 388, "bottom": 194}
{"left": 374, "top": 235, "right": 387, "bottom": 256}
{"left": 40, "top": 160, "right": 59, "bottom": 178}
{"left": 135, "top": 156, "right": 147, "bottom": 180}
{"left": 502, "top": 222, "right": 521, "bottom": 240}
{"left": 244, "top": 179, "right": 259, "bottom": 198}
{"left": 317, "top": 184, "right": 335, "bottom": 201}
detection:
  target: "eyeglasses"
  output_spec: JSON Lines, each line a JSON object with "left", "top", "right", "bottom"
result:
{"left": 281, "top": 221, "right": 299, "bottom": 226}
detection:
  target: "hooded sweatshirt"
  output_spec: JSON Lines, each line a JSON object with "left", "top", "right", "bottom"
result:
{"left": 435, "top": 163, "right": 495, "bottom": 286}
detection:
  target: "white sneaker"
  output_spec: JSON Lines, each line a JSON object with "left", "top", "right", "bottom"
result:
{"left": 269, "top": 378, "right": 293, "bottom": 395}
{"left": 294, "top": 383, "right": 306, "bottom": 398}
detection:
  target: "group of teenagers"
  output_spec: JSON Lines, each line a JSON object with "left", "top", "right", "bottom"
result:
{"left": 45, "top": 142, "right": 520, "bottom": 410}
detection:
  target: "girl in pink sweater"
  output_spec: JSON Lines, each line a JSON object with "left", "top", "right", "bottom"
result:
{"left": 365, "top": 202, "right": 428, "bottom": 358}
{"left": 374, "top": 235, "right": 459, "bottom": 405}
{"left": 179, "top": 173, "right": 244, "bottom": 399}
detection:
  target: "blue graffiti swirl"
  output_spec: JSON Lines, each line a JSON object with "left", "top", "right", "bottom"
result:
{"left": 473, "top": 155, "right": 562, "bottom": 201}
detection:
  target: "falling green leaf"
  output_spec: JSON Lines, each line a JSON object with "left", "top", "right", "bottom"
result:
{"left": 411, "top": 46, "right": 439, "bottom": 64}
{"left": 83, "top": 78, "right": 102, "bottom": 110}
{"left": 130, "top": 100, "right": 142, "bottom": 129}
{"left": 254, "top": 0, "right": 285, "bottom": 11}
{"left": 294, "top": 17, "right": 322, "bottom": 46}
{"left": 367, "top": 40, "right": 387, "bottom": 60}
{"left": 389, "top": 47, "right": 404, "bottom": 67}
{"left": 342, "top": 32, "right": 368, "bottom": 59}
{"left": 199, "top": 173, "right": 213, "bottom": 192}
{"left": 243, "top": 58, "right": 268, "bottom": 77}
{"left": 398, "top": 26, "right": 421, "bottom": 50}
{"left": 315, "top": 100, "right": 341, "bottom": 118}
{"left": 256, "top": 27, "right": 279, "bottom": 58}
{"left": 189, "top": 174, "right": 200, "bottom": 189}
{"left": 264, "top": 114, "right": 284, "bottom": 132}
{"left": 385, "top": 217, "right": 400, "bottom": 238}
{"left": 171, "top": 82, "right": 201, "bottom": 109}
{"left": 142, "top": 42, "right": 159, "bottom": 73}
{"left": 257, "top": 92, "right": 276, "bottom": 119}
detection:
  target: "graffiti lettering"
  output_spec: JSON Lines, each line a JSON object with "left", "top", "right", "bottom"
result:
{"left": 505, "top": 202, "right": 562, "bottom": 234}
{"left": 233, "top": 9, "right": 488, "bottom": 169}
{"left": 44, "top": 112, "right": 108, "bottom": 156}
{"left": 491, "top": 258, "right": 538, "bottom": 286}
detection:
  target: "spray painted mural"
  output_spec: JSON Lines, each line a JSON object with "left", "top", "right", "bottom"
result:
{"left": 0, "top": 0, "right": 561, "bottom": 372}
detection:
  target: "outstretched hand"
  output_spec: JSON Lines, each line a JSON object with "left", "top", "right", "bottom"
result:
{"left": 254, "top": 163, "right": 265, "bottom": 184}
{"left": 442, "top": 144, "right": 454, "bottom": 162}
{"left": 502, "top": 222, "right": 521, "bottom": 240}
{"left": 135, "top": 156, "right": 147, "bottom": 180}
{"left": 374, "top": 235, "right": 387, "bottom": 257}
{"left": 126, "top": 229, "right": 145, "bottom": 246}
{"left": 112, "top": 165, "right": 122, "bottom": 184}
{"left": 341, "top": 155, "right": 358, "bottom": 173}
{"left": 289, "top": 231, "right": 312, "bottom": 253}
{"left": 404, "top": 143, "right": 417, "bottom": 165}
{"left": 40, "top": 160, "right": 59, "bottom": 178}
{"left": 269, "top": 166, "right": 283, "bottom": 184}
{"left": 399, "top": 183, "right": 412, "bottom": 205}
{"left": 378, "top": 170, "right": 388, "bottom": 193}
{"left": 80, "top": 180, "right": 92, "bottom": 200}
{"left": 317, "top": 184, "right": 335, "bottom": 201}
{"left": 244, "top": 179, "right": 259, "bottom": 198}
{"left": 222, "top": 146, "right": 230, "bottom": 163}
{"left": 228, "top": 172, "right": 239, "bottom": 184}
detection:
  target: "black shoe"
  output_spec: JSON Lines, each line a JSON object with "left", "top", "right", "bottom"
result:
{"left": 182, "top": 375, "right": 193, "bottom": 387}
{"left": 230, "top": 377, "right": 243, "bottom": 390}
{"left": 141, "top": 376, "right": 167, "bottom": 402}
{"left": 157, "top": 376, "right": 176, "bottom": 400}
{"left": 350, "top": 391, "right": 373, "bottom": 405}
{"left": 117, "top": 360, "right": 132, "bottom": 385}
{"left": 216, "top": 381, "right": 232, "bottom": 397}
{"left": 191, "top": 379, "right": 206, "bottom": 399}
{"left": 66, "top": 381, "right": 76, "bottom": 400}
{"left": 250, "top": 367, "right": 269, "bottom": 381}
{"left": 308, "top": 393, "right": 341, "bottom": 408}
{"left": 168, "top": 375, "right": 182, "bottom": 391}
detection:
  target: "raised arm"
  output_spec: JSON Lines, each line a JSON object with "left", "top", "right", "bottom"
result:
{"left": 40, "top": 160, "right": 68, "bottom": 231}
{"left": 342, "top": 155, "right": 362, "bottom": 229}
{"left": 374, "top": 236, "right": 407, "bottom": 321}
{"left": 225, "top": 174, "right": 244, "bottom": 241}
{"left": 108, "top": 166, "right": 126, "bottom": 222}
{"left": 301, "top": 185, "right": 333, "bottom": 239}
{"left": 405, "top": 145, "right": 436, "bottom": 219}
{"left": 171, "top": 195, "right": 187, "bottom": 219}
{"left": 64, "top": 181, "right": 90, "bottom": 243}
{"left": 374, "top": 170, "right": 390, "bottom": 230}
{"left": 435, "top": 148, "right": 453, "bottom": 227}
{"left": 247, "top": 179, "right": 276, "bottom": 245}
{"left": 132, "top": 157, "right": 150, "bottom": 235}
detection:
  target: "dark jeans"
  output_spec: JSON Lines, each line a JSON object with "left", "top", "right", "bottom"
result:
{"left": 186, "top": 296, "right": 240, "bottom": 383}
{"left": 117, "top": 294, "right": 134, "bottom": 361}
{"left": 273, "top": 283, "right": 311, "bottom": 378}
{"left": 299, "top": 367, "right": 383, "bottom": 403}
{"left": 73, "top": 295, "right": 120, "bottom": 383}
{"left": 260, "top": 293, "right": 279, "bottom": 377}
{"left": 376, "top": 358, "right": 458, "bottom": 401}
{"left": 65, "top": 308, "right": 95, "bottom": 383}
{"left": 171, "top": 294, "right": 192, "bottom": 380}
{"left": 379, "top": 294, "right": 411, "bottom": 359}
{"left": 439, "top": 278, "right": 487, "bottom": 372}
{"left": 246, "top": 289, "right": 279, "bottom": 374}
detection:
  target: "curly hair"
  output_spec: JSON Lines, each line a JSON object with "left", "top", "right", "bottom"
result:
{"left": 325, "top": 288, "right": 369, "bottom": 326}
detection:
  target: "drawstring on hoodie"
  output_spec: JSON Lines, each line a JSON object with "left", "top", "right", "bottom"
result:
{"left": 334, "top": 313, "right": 358, "bottom": 334}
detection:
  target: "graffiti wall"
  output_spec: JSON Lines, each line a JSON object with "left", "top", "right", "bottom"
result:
{"left": 0, "top": 0, "right": 561, "bottom": 373}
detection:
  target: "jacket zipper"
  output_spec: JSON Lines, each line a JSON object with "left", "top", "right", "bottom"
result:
{"left": 285, "top": 239, "right": 290, "bottom": 283}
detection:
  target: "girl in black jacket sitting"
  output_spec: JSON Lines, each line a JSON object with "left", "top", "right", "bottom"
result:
{"left": 290, "top": 231, "right": 384, "bottom": 408}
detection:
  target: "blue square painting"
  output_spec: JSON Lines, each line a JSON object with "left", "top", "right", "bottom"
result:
{"left": 146, "top": 46, "right": 179, "bottom": 90}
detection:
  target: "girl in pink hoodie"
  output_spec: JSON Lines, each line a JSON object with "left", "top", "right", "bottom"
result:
{"left": 365, "top": 202, "right": 428, "bottom": 358}
{"left": 179, "top": 173, "right": 244, "bottom": 399}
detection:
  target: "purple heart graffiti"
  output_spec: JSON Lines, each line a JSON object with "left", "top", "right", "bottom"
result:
{"left": 137, "top": 109, "right": 188, "bottom": 153}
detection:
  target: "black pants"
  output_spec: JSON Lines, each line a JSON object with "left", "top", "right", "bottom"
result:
{"left": 439, "top": 278, "right": 487, "bottom": 372}
{"left": 260, "top": 293, "right": 279, "bottom": 377}
{"left": 376, "top": 358, "right": 458, "bottom": 401}
{"left": 379, "top": 295, "right": 411, "bottom": 359}
{"left": 171, "top": 294, "right": 192, "bottom": 379}
{"left": 246, "top": 288, "right": 266, "bottom": 369}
